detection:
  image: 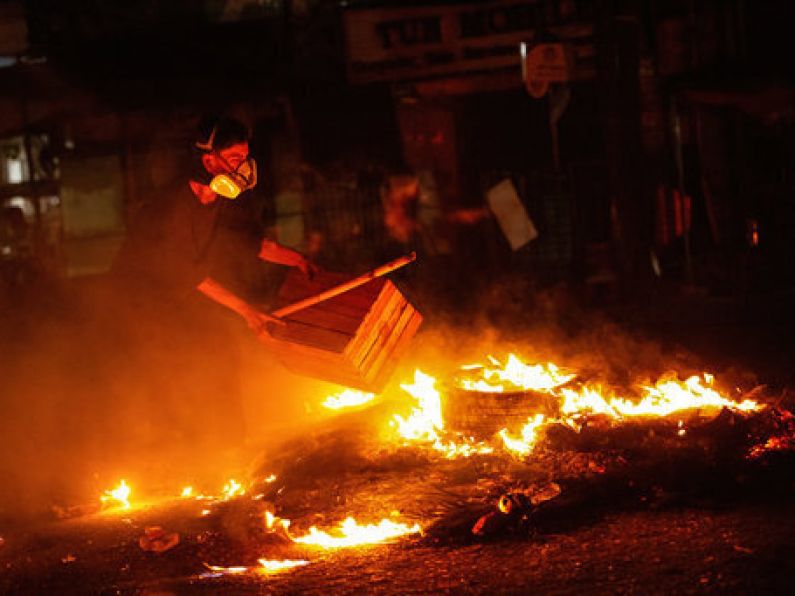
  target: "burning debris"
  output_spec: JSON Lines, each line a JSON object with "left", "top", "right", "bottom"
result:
{"left": 100, "top": 479, "right": 131, "bottom": 510}
{"left": 9, "top": 353, "right": 795, "bottom": 592}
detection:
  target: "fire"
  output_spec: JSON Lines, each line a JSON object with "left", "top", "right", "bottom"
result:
{"left": 264, "top": 510, "right": 291, "bottom": 531}
{"left": 560, "top": 374, "right": 762, "bottom": 421}
{"left": 499, "top": 414, "right": 546, "bottom": 457}
{"left": 100, "top": 479, "right": 131, "bottom": 509}
{"left": 392, "top": 369, "right": 493, "bottom": 458}
{"left": 459, "top": 354, "right": 574, "bottom": 393}
{"left": 180, "top": 486, "right": 193, "bottom": 498}
{"left": 203, "top": 560, "right": 309, "bottom": 577}
{"left": 257, "top": 559, "right": 310, "bottom": 573}
{"left": 292, "top": 517, "right": 421, "bottom": 548}
{"left": 614, "top": 374, "right": 761, "bottom": 417}
{"left": 222, "top": 479, "right": 245, "bottom": 499}
{"left": 393, "top": 369, "right": 444, "bottom": 441}
{"left": 322, "top": 389, "right": 375, "bottom": 410}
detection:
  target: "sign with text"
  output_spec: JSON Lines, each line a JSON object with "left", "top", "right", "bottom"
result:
{"left": 343, "top": 0, "right": 594, "bottom": 84}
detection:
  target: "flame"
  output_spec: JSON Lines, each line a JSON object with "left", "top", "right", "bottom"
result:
{"left": 391, "top": 370, "right": 492, "bottom": 458}
{"left": 100, "top": 479, "right": 131, "bottom": 509}
{"left": 614, "top": 374, "right": 761, "bottom": 417}
{"left": 264, "top": 510, "right": 291, "bottom": 531}
{"left": 203, "top": 560, "right": 309, "bottom": 577}
{"left": 560, "top": 374, "right": 761, "bottom": 421}
{"left": 393, "top": 370, "right": 444, "bottom": 441}
{"left": 181, "top": 486, "right": 193, "bottom": 498}
{"left": 264, "top": 474, "right": 277, "bottom": 483}
{"left": 257, "top": 559, "right": 309, "bottom": 573}
{"left": 222, "top": 479, "right": 245, "bottom": 499}
{"left": 459, "top": 354, "right": 574, "bottom": 393}
{"left": 292, "top": 517, "right": 421, "bottom": 548}
{"left": 499, "top": 414, "right": 546, "bottom": 457}
{"left": 322, "top": 389, "right": 375, "bottom": 410}
{"left": 204, "top": 564, "right": 248, "bottom": 575}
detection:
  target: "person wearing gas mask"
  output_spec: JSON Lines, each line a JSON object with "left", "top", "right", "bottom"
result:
{"left": 108, "top": 114, "right": 318, "bottom": 458}
{"left": 185, "top": 115, "right": 318, "bottom": 332}
{"left": 117, "top": 114, "right": 317, "bottom": 333}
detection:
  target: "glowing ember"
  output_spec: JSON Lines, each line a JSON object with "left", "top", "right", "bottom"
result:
{"left": 100, "top": 479, "right": 131, "bottom": 509}
{"left": 181, "top": 486, "right": 193, "bottom": 498}
{"left": 292, "top": 517, "right": 421, "bottom": 548}
{"left": 257, "top": 558, "right": 309, "bottom": 573}
{"left": 460, "top": 354, "right": 574, "bottom": 393}
{"left": 204, "top": 564, "right": 248, "bottom": 575}
{"left": 202, "top": 560, "right": 309, "bottom": 577}
{"left": 499, "top": 414, "right": 546, "bottom": 457}
{"left": 264, "top": 511, "right": 291, "bottom": 531}
{"left": 264, "top": 474, "right": 277, "bottom": 483}
{"left": 322, "top": 389, "right": 375, "bottom": 410}
{"left": 222, "top": 479, "right": 245, "bottom": 499}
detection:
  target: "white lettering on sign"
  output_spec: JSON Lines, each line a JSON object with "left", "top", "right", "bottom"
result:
{"left": 343, "top": 0, "right": 595, "bottom": 84}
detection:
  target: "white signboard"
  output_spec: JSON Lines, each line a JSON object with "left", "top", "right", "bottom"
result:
{"left": 343, "top": 0, "right": 593, "bottom": 83}
{"left": 486, "top": 178, "right": 538, "bottom": 251}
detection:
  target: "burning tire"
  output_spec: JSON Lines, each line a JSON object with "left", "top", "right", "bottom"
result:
{"left": 442, "top": 387, "right": 560, "bottom": 441}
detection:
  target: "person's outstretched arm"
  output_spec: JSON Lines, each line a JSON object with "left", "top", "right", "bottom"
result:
{"left": 197, "top": 277, "right": 281, "bottom": 334}
{"left": 258, "top": 239, "right": 319, "bottom": 278}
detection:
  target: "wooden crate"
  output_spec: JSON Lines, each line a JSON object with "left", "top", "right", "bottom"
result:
{"left": 265, "top": 269, "right": 423, "bottom": 393}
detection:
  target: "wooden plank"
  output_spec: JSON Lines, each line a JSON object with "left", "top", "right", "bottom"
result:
{"left": 270, "top": 320, "right": 352, "bottom": 353}
{"left": 276, "top": 269, "right": 385, "bottom": 303}
{"left": 361, "top": 302, "right": 418, "bottom": 383}
{"left": 344, "top": 284, "right": 405, "bottom": 367}
{"left": 346, "top": 282, "right": 401, "bottom": 361}
{"left": 366, "top": 311, "right": 423, "bottom": 391}
{"left": 357, "top": 293, "right": 407, "bottom": 374}
{"left": 284, "top": 306, "right": 363, "bottom": 335}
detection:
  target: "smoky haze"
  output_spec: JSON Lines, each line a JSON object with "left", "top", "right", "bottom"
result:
{"left": 0, "top": 262, "right": 755, "bottom": 522}
{"left": 0, "top": 262, "right": 338, "bottom": 520}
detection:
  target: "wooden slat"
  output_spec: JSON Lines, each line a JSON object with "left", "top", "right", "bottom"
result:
{"left": 356, "top": 293, "right": 407, "bottom": 374}
{"left": 362, "top": 303, "right": 420, "bottom": 380}
{"left": 269, "top": 320, "right": 352, "bottom": 353}
{"left": 344, "top": 284, "right": 404, "bottom": 367}
{"left": 283, "top": 306, "right": 363, "bottom": 335}
{"left": 366, "top": 312, "right": 424, "bottom": 392}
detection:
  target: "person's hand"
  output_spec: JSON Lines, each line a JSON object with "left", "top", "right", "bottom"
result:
{"left": 240, "top": 305, "right": 284, "bottom": 335}
{"left": 297, "top": 256, "right": 320, "bottom": 280}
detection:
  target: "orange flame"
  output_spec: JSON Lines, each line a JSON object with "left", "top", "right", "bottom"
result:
{"left": 100, "top": 479, "right": 131, "bottom": 509}
{"left": 392, "top": 369, "right": 493, "bottom": 458}
{"left": 221, "top": 479, "right": 245, "bottom": 500}
{"left": 498, "top": 414, "right": 546, "bottom": 457}
{"left": 560, "top": 374, "right": 761, "bottom": 421}
{"left": 203, "top": 560, "right": 309, "bottom": 577}
{"left": 292, "top": 517, "right": 421, "bottom": 548}
{"left": 322, "top": 389, "right": 375, "bottom": 410}
{"left": 460, "top": 354, "right": 574, "bottom": 393}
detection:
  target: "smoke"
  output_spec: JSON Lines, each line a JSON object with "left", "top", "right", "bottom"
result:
{"left": 0, "top": 268, "right": 328, "bottom": 521}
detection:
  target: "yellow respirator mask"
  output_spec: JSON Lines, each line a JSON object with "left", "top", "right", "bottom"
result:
{"left": 209, "top": 157, "right": 257, "bottom": 199}
{"left": 195, "top": 123, "right": 258, "bottom": 199}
